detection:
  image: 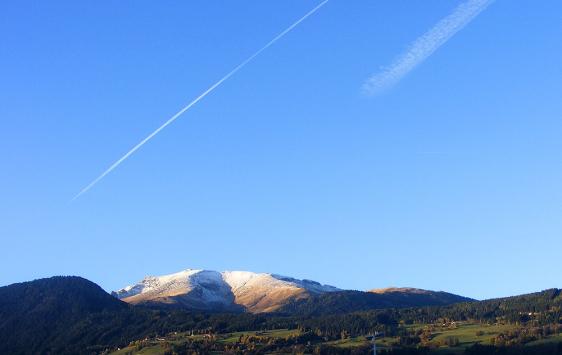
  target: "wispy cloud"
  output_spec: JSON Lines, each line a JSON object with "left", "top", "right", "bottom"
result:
{"left": 362, "top": 0, "right": 494, "bottom": 96}
{"left": 72, "top": 0, "right": 329, "bottom": 201}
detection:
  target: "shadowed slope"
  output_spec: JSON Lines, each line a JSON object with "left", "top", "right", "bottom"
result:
{"left": 278, "top": 288, "right": 473, "bottom": 316}
{"left": 0, "top": 276, "right": 127, "bottom": 354}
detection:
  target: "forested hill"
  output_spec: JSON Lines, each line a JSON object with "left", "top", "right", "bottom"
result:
{"left": 278, "top": 289, "right": 473, "bottom": 316}
{"left": 0, "top": 276, "right": 128, "bottom": 354}
{"left": 0, "top": 276, "right": 242, "bottom": 354}
{"left": 316, "top": 288, "right": 562, "bottom": 329}
{"left": 419, "top": 288, "right": 562, "bottom": 324}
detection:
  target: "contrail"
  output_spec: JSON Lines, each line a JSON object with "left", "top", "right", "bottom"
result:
{"left": 72, "top": 0, "right": 329, "bottom": 201}
{"left": 362, "top": 0, "right": 494, "bottom": 95}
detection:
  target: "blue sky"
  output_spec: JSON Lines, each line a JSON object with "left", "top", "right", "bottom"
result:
{"left": 1, "top": 0, "right": 561, "bottom": 300}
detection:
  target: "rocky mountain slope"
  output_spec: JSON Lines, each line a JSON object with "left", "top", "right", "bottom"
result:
{"left": 114, "top": 269, "right": 340, "bottom": 313}
{"left": 113, "top": 268, "right": 473, "bottom": 314}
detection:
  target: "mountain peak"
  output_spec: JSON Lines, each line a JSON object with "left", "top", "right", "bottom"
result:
{"left": 114, "top": 268, "right": 471, "bottom": 314}
{"left": 114, "top": 268, "right": 339, "bottom": 313}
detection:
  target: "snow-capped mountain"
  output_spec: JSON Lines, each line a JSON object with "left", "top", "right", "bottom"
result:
{"left": 114, "top": 269, "right": 340, "bottom": 313}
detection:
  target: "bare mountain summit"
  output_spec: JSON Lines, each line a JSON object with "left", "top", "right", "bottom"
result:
{"left": 114, "top": 269, "right": 472, "bottom": 314}
{"left": 114, "top": 269, "right": 340, "bottom": 313}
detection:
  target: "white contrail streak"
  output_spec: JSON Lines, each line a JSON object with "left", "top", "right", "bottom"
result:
{"left": 362, "top": 0, "right": 494, "bottom": 95}
{"left": 72, "top": 0, "right": 329, "bottom": 201}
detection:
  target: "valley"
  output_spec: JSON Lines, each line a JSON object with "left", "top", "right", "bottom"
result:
{"left": 111, "top": 322, "right": 562, "bottom": 354}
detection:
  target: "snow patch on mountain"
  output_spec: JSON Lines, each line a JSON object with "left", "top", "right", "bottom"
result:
{"left": 114, "top": 269, "right": 202, "bottom": 299}
{"left": 114, "top": 269, "right": 340, "bottom": 312}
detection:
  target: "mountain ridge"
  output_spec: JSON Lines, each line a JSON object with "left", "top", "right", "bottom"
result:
{"left": 113, "top": 268, "right": 340, "bottom": 313}
{"left": 113, "top": 268, "right": 471, "bottom": 313}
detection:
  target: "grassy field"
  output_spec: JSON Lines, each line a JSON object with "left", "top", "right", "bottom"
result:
{"left": 431, "top": 323, "right": 516, "bottom": 346}
{"left": 112, "top": 322, "right": 561, "bottom": 354}
{"left": 113, "top": 345, "right": 165, "bottom": 355}
{"left": 111, "top": 329, "right": 300, "bottom": 355}
{"left": 324, "top": 322, "right": 518, "bottom": 351}
{"left": 326, "top": 335, "right": 400, "bottom": 350}
{"left": 323, "top": 322, "right": 541, "bottom": 354}
{"left": 326, "top": 335, "right": 369, "bottom": 348}
{"left": 526, "top": 332, "right": 562, "bottom": 346}
{"left": 217, "top": 329, "right": 300, "bottom": 344}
